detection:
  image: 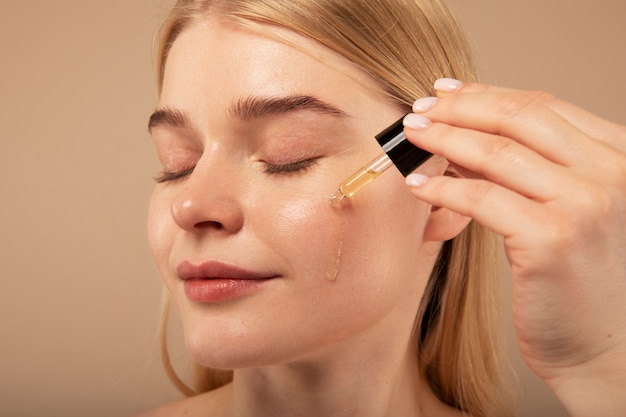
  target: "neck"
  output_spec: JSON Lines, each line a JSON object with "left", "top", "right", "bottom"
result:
{"left": 221, "top": 317, "right": 459, "bottom": 417}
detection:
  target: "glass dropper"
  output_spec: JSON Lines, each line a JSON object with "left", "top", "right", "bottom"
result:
{"left": 328, "top": 115, "right": 432, "bottom": 205}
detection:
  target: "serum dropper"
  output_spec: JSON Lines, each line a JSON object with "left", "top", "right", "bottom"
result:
{"left": 329, "top": 115, "right": 432, "bottom": 204}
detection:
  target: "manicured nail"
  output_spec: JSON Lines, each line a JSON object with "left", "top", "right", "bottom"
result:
{"left": 403, "top": 113, "right": 431, "bottom": 130}
{"left": 412, "top": 97, "right": 438, "bottom": 113}
{"left": 406, "top": 173, "right": 429, "bottom": 187}
{"left": 434, "top": 78, "right": 463, "bottom": 92}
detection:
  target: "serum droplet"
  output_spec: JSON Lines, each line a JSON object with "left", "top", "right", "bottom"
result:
{"left": 325, "top": 234, "right": 344, "bottom": 281}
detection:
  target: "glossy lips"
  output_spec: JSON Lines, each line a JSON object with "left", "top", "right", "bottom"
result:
{"left": 177, "top": 261, "right": 279, "bottom": 303}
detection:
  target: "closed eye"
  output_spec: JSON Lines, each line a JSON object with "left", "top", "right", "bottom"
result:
{"left": 263, "top": 158, "right": 318, "bottom": 174}
{"left": 154, "top": 166, "right": 195, "bottom": 183}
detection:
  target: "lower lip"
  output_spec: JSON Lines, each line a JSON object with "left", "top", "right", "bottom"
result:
{"left": 183, "top": 278, "right": 274, "bottom": 303}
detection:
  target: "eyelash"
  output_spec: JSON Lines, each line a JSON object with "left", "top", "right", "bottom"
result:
{"left": 263, "top": 158, "right": 318, "bottom": 174}
{"left": 154, "top": 158, "right": 318, "bottom": 183}
{"left": 154, "top": 167, "right": 195, "bottom": 183}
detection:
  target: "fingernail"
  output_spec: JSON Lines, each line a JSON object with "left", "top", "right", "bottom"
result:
{"left": 412, "top": 97, "right": 438, "bottom": 113}
{"left": 406, "top": 173, "right": 429, "bottom": 187}
{"left": 434, "top": 78, "right": 463, "bottom": 92}
{"left": 403, "top": 113, "right": 432, "bottom": 130}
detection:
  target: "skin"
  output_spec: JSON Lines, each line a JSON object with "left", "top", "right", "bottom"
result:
{"left": 404, "top": 84, "right": 626, "bottom": 416}
{"left": 146, "top": 15, "right": 470, "bottom": 417}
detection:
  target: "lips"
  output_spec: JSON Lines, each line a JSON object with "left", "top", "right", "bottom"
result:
{"left": 176, "top": 261, "right": 279, "bottom": 303}
{"left": 176, "top": 260, "right": 278, "bottom": 281}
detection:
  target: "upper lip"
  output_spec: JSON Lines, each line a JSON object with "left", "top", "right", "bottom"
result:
{"left": 176, "top": 260, "right": 278, "bottom": 280}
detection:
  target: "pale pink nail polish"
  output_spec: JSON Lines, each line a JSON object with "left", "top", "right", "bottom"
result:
{"left": 406, "top": 173, "right": 429, "bottom": 187}
{"left": 403, "top": 113, "right": 431, "bottom": 130}
{"left": 412, "top": 97, "right": 438, "bottom": 113}
{"left": 434, "top": 78, "right": 463, "bottom": 92}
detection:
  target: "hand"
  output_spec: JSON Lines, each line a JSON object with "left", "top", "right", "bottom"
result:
{"left": 403, "top": 79, "right": 626, "bottom": 416}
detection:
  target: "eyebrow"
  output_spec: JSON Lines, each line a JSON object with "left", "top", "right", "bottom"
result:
{"left": 147, "top": 94, "right": 348, "bottom": 133}
{"left": 229, "top": 94, "right": 349, "bottom": 121}
{"left": 147, "top": 107, "right": 190, "bottom": 133}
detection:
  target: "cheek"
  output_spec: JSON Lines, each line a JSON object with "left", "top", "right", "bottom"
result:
{"left": 147, "top": 189, "right": 174, "bottom": 271}
{"left": 336, "top": 178, "right": 431, "bottom": 293}
{"left": 273, "top": 197, "right": 321, "bottom": 236}
{"left": 254, "top": 193, "right": 341, "bottom": 278}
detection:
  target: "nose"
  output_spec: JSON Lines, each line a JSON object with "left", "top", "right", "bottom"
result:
{"left": 170, "top": 162, "right": 244, "bottom": 234}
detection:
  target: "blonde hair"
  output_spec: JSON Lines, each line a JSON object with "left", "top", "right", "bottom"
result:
{"left": 154, "top": 1, "right": 513, "bottom": 415}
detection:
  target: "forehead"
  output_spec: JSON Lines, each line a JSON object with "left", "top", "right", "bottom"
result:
{"left": 159, "top": 16, "right": 385, "bottom": 115}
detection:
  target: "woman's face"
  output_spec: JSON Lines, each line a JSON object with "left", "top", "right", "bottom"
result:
{"left": 148, "top": 16, "right": 441, "bottom": 368}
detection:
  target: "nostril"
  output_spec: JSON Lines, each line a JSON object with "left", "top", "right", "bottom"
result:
{"left": 194, "top": 220, "right": 224, "bottom": 230}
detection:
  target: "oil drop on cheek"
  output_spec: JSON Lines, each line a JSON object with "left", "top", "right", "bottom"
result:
{"left": 324, "top": 201, "right": 345, "bottom": 281}
{"left": 325, "top": 229, "right": 344, "bottom": 282}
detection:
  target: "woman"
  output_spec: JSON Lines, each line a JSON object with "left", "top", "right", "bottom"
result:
{"left": 143, "top": 0, "right": 626, "bottom": 416}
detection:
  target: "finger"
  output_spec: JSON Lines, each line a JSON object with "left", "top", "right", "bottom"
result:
{"left": 416, "top": 89, "right": 608, "bottom": 172}
{"left": 403, "top": 119, "right": 573, "bottom": 201}
{"left": 405, "top": 174, "right": 540, "bottom": 240}
{"left": 436, "top": 79, "right": 626, "bottom": 153}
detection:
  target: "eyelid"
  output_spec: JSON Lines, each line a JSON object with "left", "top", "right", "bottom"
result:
{"left": 263, "top": 158, "right": 319, "bottom": 174}
{"left": 154, "top": 166, "right": 195, "bottom": 183}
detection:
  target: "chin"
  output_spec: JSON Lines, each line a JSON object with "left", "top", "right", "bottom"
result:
{"left": 185, "top": 337, "right": 290, "bottom": 370}
{"left": 180, "top": 315, "right": 283, "bottom": 370}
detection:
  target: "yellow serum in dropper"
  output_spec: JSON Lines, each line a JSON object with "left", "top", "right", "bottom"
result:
{"left": 329, "top": 115, "right": 432, "bottom": 205}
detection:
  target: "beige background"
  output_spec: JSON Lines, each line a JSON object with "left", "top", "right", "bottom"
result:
{"left": 0, "top": 1, "right": 624, "bottom": 416}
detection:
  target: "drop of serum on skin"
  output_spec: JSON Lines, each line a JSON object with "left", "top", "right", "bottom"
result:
{"left": 324, "top": 204, "right": 345, "bottom": 282}
{"left": 325, "top": 233, "right": 344, "bottom": 282}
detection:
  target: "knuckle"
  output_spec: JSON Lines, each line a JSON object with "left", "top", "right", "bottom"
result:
{"left": 539, "top": 213, "right": 576, "bottom": 252}
{"left": 493, "top": 92, "right": 536, "bottom": 118}
{"left": 587, "top": 151, "right": 626, "bottom": 194}
{"left": 527, "top": 90, "right": 557, "bottom": 105}
{"left": 493, "top": 90, "right": 555, "bottom": 119}
{"left": 461, "top": 82, "right": 489, "bottom": 93}
{"left": 481, "top": 137, "right": 517, "bottom": 167}
{"left": 545, "top": 185, "right": 616, "bottom": 249}
{"left": 537, "top": 208, "right": 591, "bottom": 257}
{"left": 572, "top": 184, "right": 614, "bottom": 220}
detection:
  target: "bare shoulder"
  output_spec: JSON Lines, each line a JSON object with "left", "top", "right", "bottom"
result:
{"left": 133, "top": 384, "right": 231, "bottom": 417}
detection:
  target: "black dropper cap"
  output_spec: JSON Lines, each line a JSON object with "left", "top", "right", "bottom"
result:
{"left": 375, "top": 115, "right": 432, "bottom": 177}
